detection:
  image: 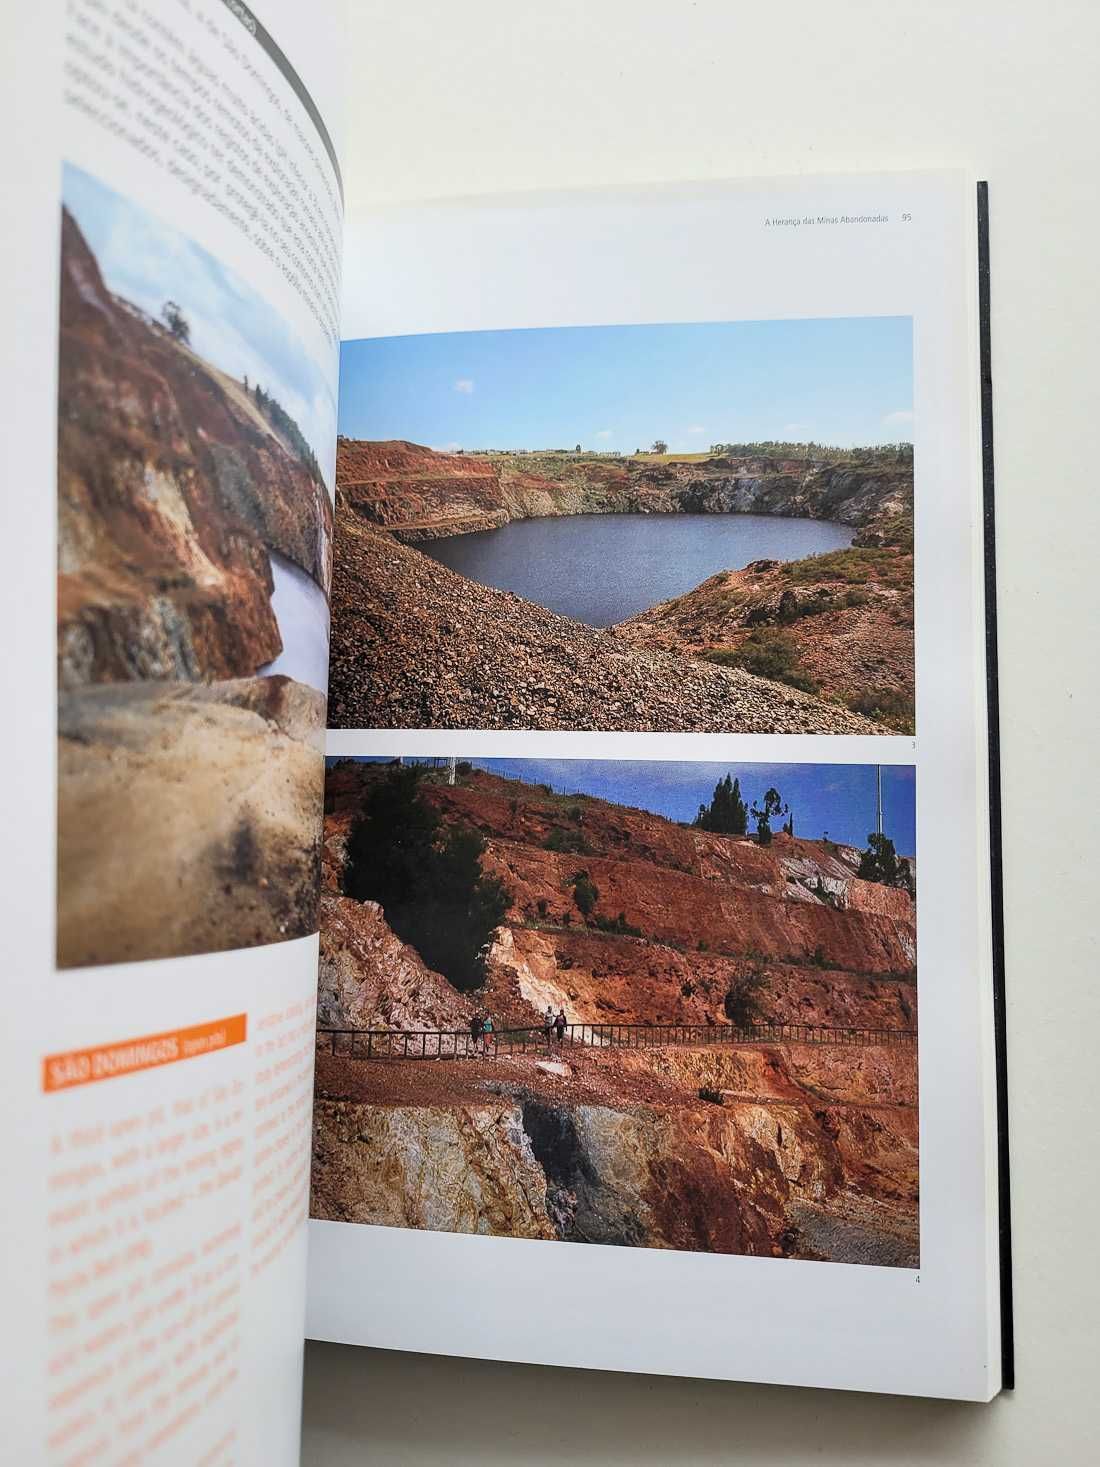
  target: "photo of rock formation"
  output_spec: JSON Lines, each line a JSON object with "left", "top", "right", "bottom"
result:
{"left": 312, "top": 758, "right": 919, "bottom": 1267}
{"left": 56, "top": 166, "right": 334, "bottom": 967}
{"left": 330, "top": 321, "right": 914, "bottom": 734}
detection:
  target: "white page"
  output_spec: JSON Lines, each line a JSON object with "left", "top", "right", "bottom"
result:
{"left": 307, "top": 172, "right": 1003, "bottom": 1400}
{"left": 0, "top": 2, "right": 345, "bottom": 1460}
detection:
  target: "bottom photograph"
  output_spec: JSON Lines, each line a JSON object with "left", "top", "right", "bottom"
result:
{"left": 310, "top": 755, "right": 918, "bottom": 1268}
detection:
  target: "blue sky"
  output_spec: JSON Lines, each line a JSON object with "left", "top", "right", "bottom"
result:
{"left": 63, "top": 163, "right": 336, "bottom": 491}
{"left": 338, "top": 318, "right": 913, "bottom": 454}
{"left": 332, "top": 758, "right": 915, "bottom": 855}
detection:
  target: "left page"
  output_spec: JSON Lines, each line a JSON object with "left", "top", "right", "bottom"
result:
{"left": 0, "top": 3, "right": 345, "bottom": 1461}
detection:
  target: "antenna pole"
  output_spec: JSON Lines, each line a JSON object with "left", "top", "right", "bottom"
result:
{"left": 876, "top": 766, "right": 883, "bottom": 836}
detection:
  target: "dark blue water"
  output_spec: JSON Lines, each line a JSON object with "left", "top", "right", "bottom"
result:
{"left": 420, "top": 513, "right": 854, "bottom": 627}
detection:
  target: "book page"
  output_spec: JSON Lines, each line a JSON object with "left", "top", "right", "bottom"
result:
{"left": 0, "top": 2, "right": 344, "bottom": 1460}
{"left": 307, "top": 173, "right": 1002, "bottom": 1400}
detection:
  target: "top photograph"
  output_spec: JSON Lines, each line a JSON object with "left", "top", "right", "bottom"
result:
{"left": 330, "top": 317, "right": 914, "bottom": 735}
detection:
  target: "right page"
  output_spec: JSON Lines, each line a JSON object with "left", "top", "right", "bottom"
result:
{"left": 307, "top": 172, "right": 1006, "bottom": 1400}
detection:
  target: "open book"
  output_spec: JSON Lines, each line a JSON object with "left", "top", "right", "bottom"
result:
{"left": 2, "top": 1, "right": 1011, "bottom": 1459}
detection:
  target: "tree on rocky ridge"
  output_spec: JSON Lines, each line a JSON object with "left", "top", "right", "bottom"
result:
{"left": 694, "top": 774, "right": 748, "bottom": 835}
{"left": 751, "top": 788, "right": 788, "bottom": 846}
{"left": 857, "top": 832, "right": 915, "bottom": 895}
{"left": 650, "top": 438, "right": 669, "bottom": 454}
{"left": 161, "top": 300, "right": 191, "bottom": 344}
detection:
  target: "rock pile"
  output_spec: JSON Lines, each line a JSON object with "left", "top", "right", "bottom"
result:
{"left": 328, "top": 516, "right": 882, "bottom": 733}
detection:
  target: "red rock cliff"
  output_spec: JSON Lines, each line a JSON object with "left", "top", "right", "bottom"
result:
{"left": 57, "top": 208, "right": 333, "bottom": 687}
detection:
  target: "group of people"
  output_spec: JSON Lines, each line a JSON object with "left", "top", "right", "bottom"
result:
{"left": 543, "top": 1006, "right": 569, "bottom": 1045}
{"left": 465, "top": 1007, "right": 570, "bottom": 1057}
{"left": 467, "top": 1013, "right": 495, "bottom": 1055}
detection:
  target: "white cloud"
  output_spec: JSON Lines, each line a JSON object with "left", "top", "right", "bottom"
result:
{"left": 881, "top": 409, "right": 914, "bottom": 431}
{"left": 595, "top": 429, "right": 614, "bottom": 439}
{"left": 431, "top": 441, "right": 463, "bottom": 454}
{"left": 781, "top": 422, "right": 811, "bottom": 438}
{"left": 453, "top": 378, "right": 475, "bottom": 394}
{"left": 686, "top": 424, "right": 706, "bottom": 435}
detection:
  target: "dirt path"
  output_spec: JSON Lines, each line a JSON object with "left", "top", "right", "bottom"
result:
{"left": 315, "top": 1039, "right": 916, "bottom": 1114}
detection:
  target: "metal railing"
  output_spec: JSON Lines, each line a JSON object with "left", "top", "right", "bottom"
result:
{"left": 317, "top": 1020, "right": 917, "bottom": 1062}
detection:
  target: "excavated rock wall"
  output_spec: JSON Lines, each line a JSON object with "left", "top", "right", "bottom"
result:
{"left": 321, "top": 765, "right": 917, "bottom": 1030}
{"left": 317, "top": 895, "right": 476, "bottom": 1033}
{"left": 58, "top": 209, "right": 332, "bottom": 688}
{"left": 486, "top": 925, "right": 916, "bottom": 1033}
{"left": 481, "top": 844, "right": 913, "bottom": 974}
{"left": 312, "top": 1041, "right": 918, "bottom": 1265}
{"left": 334, "top": 440, "right": 910, "bottom": 540}
{"left": 312, "top": 1099, "right": 557, "bottom": 1239}
{"left": 314, "top": 765, "right": 918, "bottom": 1265}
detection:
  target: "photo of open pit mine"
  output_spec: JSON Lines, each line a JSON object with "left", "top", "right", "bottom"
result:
{"left": 330, "top": 320, "right": 914, "bottom": 735}
{"left": 312, "top": 757, "right": 919, "bottom": 1267}
{"left": 56, "top": 164, "right": 335, "bottom": 967}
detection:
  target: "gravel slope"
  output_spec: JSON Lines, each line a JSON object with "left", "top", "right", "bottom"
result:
{"left": 328, "top": 515, "right": 883, "bottom": 734}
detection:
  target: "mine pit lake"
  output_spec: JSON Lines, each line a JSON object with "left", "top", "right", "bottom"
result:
{"left": 419, "top": 513, "right": 855, "bottom": 626}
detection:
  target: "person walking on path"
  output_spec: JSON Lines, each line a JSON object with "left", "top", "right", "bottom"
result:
{"left": 554, "top": 1009, "right": 567, "bottom": 1045}
{"left": 482, "top": 1014, "right": 495, "bottom": 1056}
{"left": 468, "top": 1013, "right": 482, "bottom": 1058}
{"left": 544, "top": 1006, "right": 555, "bottom": 1047}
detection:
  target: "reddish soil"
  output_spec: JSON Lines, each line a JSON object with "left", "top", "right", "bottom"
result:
{"left": 58, "top": 208, "right": 332, "bottom": 687}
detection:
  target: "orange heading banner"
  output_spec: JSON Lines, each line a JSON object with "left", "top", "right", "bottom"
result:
{"left": 42, "top": 1014, "right": 248, "bottom": 1092}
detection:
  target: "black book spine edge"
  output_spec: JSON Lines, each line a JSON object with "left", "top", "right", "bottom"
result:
{"left": 977, "top": 179, "right": 1014, "bottom": 1391}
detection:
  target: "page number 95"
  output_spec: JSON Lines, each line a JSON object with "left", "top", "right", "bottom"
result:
{"left": 901, "top": 212, "right": 913, "bottom": 222}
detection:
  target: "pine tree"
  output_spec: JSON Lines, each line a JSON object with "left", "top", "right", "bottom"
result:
{"left": 694, "top": 774, "right": 747, "bottom": 834}
{"left": 856, "top": 832, "right": 906, "bottom": 888}
{"left": 343, "top": 768, "right": 509, "bottom": 991}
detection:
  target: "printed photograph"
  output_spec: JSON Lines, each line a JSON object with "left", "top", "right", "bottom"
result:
{"left": 56, "top": 164, "right": 335, "bottom": 967}
{"left": 312, "top": 756, "right": 919, "bottom": 1267}
{"left": 330, "top": 319, "right": 914, "bottom": 734}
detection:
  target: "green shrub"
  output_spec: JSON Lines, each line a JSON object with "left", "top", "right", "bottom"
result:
{"left": 784, "top": 545, "right": 910, "bottom": 589}
{"left": 809, "top": 944, "right": 840, "bottom": 969}
{"left": 723, "top": 968, "right": 770, "bottom": 1027}
{"left": 593, "top": 911, "right": 643, "bottom": 937}
{"left": 571, "top": 870, "right": 599, "bottom": 917}
{"left": 844, "top": 687, "right": 915, "bottom": 732}
{"left": 544, "top": 826, "right": 591, "bottom": 854}
{"left": 703, "top": 630, "right": 818, "bottom": 693}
